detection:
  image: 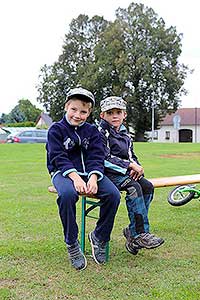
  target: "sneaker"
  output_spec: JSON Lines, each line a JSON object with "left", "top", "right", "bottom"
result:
{"left": 134, "top": 233, "right": 164, "bottom": 249}
{"left": 67, "top": 241, "right": 87, "bottom": 270}
{"left": 123, "top": 227, "right": 139, "bottom": 255}
{"left": 88, "top": 231, "right": 107, "bottom": 264}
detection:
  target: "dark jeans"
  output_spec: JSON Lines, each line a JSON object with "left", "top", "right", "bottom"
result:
{"left": 52, "top": 173, "right": 120, "bottom": 245}
{"left": 107, "top": 173, "right": 154, "bottom": 237}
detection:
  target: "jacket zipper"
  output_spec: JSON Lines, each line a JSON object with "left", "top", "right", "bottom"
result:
{"left": 74, "top": 127, "right": 86, "bottom": 174}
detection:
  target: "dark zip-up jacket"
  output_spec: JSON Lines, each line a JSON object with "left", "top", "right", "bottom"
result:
{"left": 46, "top": 115, "right": 104, "bottom": 180}
{"left": 98, "top": 119, "right": 140, "bottom": 175}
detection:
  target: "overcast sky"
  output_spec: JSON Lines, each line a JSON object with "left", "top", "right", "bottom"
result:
{"left": 0, "top": 0, "right": 199, "bottom": 114}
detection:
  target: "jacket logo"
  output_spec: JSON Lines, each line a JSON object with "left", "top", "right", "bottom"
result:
{"left": 82, "top": 137, "right": 90, "bottom": 149}
{"left": 63, "top": 138, "right": 75, "bottom": 150}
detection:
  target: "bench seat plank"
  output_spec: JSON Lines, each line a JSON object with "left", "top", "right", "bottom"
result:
{"left": 48, "top": 174, "right": 200, "bottom": 192}
{"left": 149, "top": 174, "right": 200, "bottom": 188}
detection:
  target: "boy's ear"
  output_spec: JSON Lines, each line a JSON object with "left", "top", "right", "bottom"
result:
{"left": 124, "top": 111, "right": 127, "bottom": 118}
{"left": 88, "top": 108, "right": 92, "bottom": 115}
{"left": 100, "top": 112, "right": 104, "bottom": 118}
{"left": 64, "top": 102, "right": 68, "bottom": 111}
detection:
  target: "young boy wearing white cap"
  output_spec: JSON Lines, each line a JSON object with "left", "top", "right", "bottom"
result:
{"left": 99, "top": 96, "right": 164, "bottom": 255}
{"left": 46, "top": 88, "right": 120, "bottom": 270}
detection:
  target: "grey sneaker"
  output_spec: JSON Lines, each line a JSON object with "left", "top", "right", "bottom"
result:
{"left": 123, "top": 227, "right": 139, "bottom": 255}
{"left": 67, "top": 241, "right": 87, "bottom": 270}
{"left": 88, "top": 231, "right": 107, "bottom": 264}
{"left": 134, "top": 233, "right": 164, "bottom": 249}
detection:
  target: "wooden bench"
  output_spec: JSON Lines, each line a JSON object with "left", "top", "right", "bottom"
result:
{"left": 48, "top": 174, "right": 200, "bottom": 193}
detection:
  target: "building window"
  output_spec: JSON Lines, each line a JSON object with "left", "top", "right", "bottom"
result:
{"left": 154, "top": 131, "right": 158, "bottom": 140}
{"left": 165, "top": 131, "right": 170, "bottom": 140}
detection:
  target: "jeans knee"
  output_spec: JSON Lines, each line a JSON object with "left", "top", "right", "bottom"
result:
{"left": 140, "top": 179, "right": 154, "bottom": 194}
{"left": 110, "top": 189, "right": 121, "bottom": 207}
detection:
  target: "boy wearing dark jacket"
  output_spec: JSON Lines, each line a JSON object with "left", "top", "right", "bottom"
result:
{"left": 46, "top": 88, "right": 120, "bottom": 270}
{"left": 98, "top": 96, "right": 164, "bottom": 255}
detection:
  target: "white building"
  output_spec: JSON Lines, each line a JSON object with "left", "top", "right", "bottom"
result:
{"left": 152, "top": 108, "right": 200, "bottom": 143}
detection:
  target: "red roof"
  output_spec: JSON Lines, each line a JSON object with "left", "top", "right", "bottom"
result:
{"left": 161, "top": 108, "right": 200, "bottom": 125}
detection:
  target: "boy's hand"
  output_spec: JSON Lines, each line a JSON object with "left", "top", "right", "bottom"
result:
{"left": 68, "top": 172, "right": 87, "bottom": 194}
{"left": 129, "top": 162, "right": 144, "bottom": 181}
{"left": 129, "top": 170, "right": 142, "bottom": 181}
{"left": 87, "top": 174, "right": 98, "bottom": 195}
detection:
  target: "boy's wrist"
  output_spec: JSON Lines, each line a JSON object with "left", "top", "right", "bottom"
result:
{"left": 88, "top": 171, "right": 103, "bottom": 181}
{"left": 89, "top": 173, "right": 98, "bottom": 181}
{"left": 68, "top": 171, "right": 80, "bottom": 181}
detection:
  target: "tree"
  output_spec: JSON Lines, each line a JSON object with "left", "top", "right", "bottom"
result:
{"left": 0, "top": 113, "right": 10, "bottom": 124}
{"left": 37, "top": 3, "right": 190, "bottom": 140}
{"left": 37, "top": 14, "right": 109, "bottom": 121}
{"left": 113, "top": 3, "right": 190, "bottom": 140}
{"left": 88, "top": 3, "right": 190, "bottom": 140}
{"left": 2, "top": 99, "right": 42, "bottom": 124}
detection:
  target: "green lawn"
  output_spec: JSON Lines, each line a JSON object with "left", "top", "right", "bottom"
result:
{"left": 0, "top": 143, "right": 200, "bottom": 300}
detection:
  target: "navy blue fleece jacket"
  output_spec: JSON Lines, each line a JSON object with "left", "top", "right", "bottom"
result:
{"left": 46, "top": 115, "right": 104, "bottom": 180}
{"left": 98, "top": 119, "right": 140, "bottom": 175}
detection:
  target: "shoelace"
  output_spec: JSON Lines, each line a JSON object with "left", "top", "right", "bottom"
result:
{"left": 96, "top": 241, "right": 107, "bottom": 256}
{"left": 140, "top": 233, "right": 161, "bottom": 244}
{"left": 68, "top": 244, "right": 82, "bottom": 259}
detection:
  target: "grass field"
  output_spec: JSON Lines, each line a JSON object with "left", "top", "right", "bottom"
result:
{"left": 0, "top": 143, "right": 200, "bottom": 300}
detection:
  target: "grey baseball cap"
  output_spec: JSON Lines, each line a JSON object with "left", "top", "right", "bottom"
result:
{"left": 66, "top": 87, "right": 95, "bottom": 106}
{"left": 100, "top": 96, "right": 127, "bottom": 112}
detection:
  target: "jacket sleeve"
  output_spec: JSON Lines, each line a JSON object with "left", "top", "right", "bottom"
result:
{"left": 85, "top": 126, "right": 104, "bottom": 180}
{"left": 128, "top": 137, "right": 140, "bottom": 165}
{"left": 47, "top": 124, "right": 77, "bottom": 176}
{"left": 100, "top": 129, "right": 130, "bottom": 175}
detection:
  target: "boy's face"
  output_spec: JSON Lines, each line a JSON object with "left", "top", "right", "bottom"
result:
{"left": 100, "top": 108, "right": 127, "bottom": 130}
{"left": 65, "top": 99, "right": 91, "bottom": 126}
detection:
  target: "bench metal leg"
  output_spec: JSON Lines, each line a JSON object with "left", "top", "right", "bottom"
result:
{"left": 80, "top": 196, "right": 86, "bottom": 253}
{"left": 80, "top": 195, "right": 109, "bottom": 261}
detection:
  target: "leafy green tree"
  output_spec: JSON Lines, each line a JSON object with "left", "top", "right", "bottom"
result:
{"left": 87, "top": 3, "right": 190, "bottom": 140}
{"left": 9, "top": 106, "right": 25, "bottom": 123}
{"left": 0, "top": 113, "right": 10, "bottom": 124}
{"left": 113, "top": 3, "right": 190, "bottom": 140}
{"left": 37, "top": 14, "right": 109, "bottom": 121}
{"left": 2, "top": 99, "right": 42, "bottom": 124}
{"left": 37, "top": 3, "right": 190, "bottom": 139}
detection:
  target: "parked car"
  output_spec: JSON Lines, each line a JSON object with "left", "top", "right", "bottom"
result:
{"left": 6, "top": 129, "right": 48, "bottom": 143}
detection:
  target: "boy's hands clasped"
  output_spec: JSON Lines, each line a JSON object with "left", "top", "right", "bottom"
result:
{"left": 68, "top": 172, "right": 98, "bottom": 195}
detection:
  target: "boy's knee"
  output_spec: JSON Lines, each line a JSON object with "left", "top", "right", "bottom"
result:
{"left": 110, "top": 188, "right": 121, "bottom": 206}
{"left": 58, "top": 188, "right": 78, "bottom": 205}
{"left": 126, "top": 181, "right": 142, "bottom": 198}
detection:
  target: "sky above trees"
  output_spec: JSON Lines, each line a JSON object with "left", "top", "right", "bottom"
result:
{"left": 0, "top": 0, "right": 199, "bottom": 114}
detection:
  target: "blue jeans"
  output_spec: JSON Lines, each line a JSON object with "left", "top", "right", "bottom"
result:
{"left": 106, "top": 173, "right": 154, "bottom": 237}
{"left": 52, "top": 173, "right": 120, "bottom": 245}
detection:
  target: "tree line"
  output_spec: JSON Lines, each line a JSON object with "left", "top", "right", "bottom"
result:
{"left": 1, "top": 3, "right": 190, "bottom": 139}
{"left": 37, "top": 2, "right": 190, "bottom": 140}
{"left": 0, "top": 99, "right": 42, "bottom": 126}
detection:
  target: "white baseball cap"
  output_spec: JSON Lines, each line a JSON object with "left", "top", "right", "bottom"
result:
{"left": 100, "top": 96, "right": 127, "bottom": 112}
{"left": 66, "top": 87, "right": 95, "bottom": 106}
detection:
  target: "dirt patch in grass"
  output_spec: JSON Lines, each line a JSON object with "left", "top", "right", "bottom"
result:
{"left": 159, "top": 153, "right": 200, "bottom": 159}
{"left": 0, "top": 279, "right": 18, "bottom": 288}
